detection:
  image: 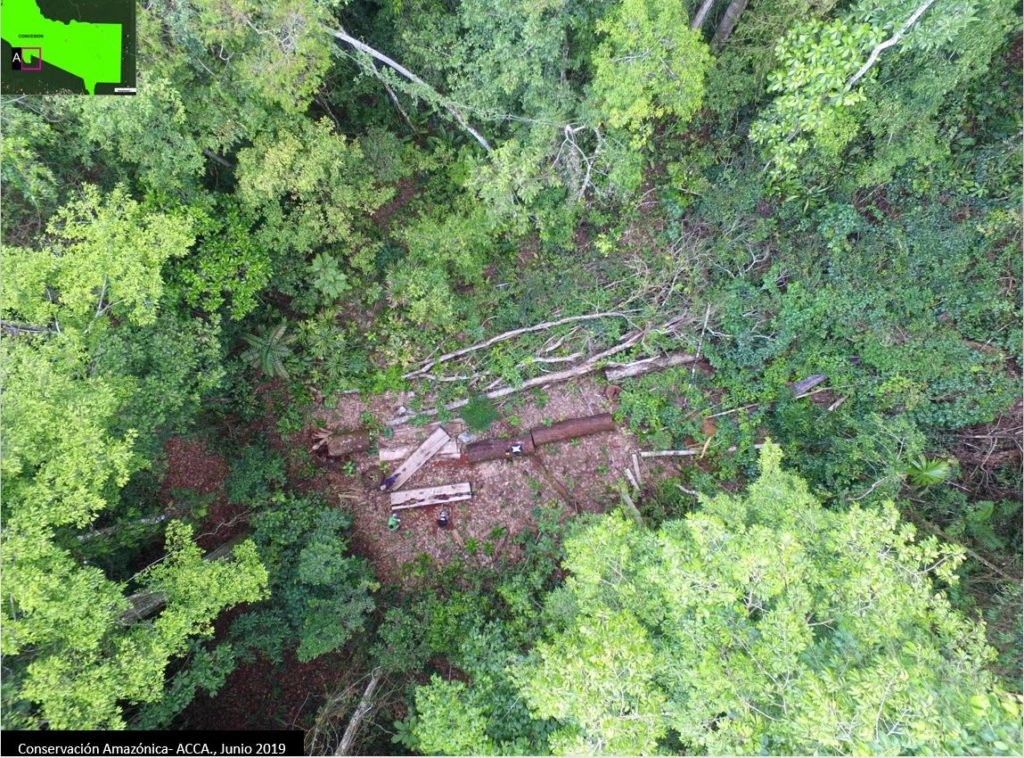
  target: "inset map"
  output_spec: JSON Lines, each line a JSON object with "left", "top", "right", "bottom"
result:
{"left": 1, "top": 0, "right": 135, "bottom": 95}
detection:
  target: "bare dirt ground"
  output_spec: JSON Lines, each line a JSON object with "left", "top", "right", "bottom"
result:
{"left": 311, "top": 377, "right": 678, "bottom": 582}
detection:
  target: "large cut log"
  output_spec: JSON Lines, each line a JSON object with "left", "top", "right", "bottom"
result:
{"left": 604, "top": 352, "right": 698, "bottom": 381}
{"left": 464, "top": 435, "right": 535, "bottom": 464}
{"left": 379, "top": 437, "right": 460, "bottom": 462}
{"left": 381, "top": 427, "right": 451, "bottom": 491}
{"left": 530, "top": 413, "right": 615, "bottom": 447}
{"left": 391, "top": 483, "right": 472, "bottom": 510}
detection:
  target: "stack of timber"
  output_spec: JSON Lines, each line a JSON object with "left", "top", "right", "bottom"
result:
{"left": 380, "top": 437, "right": 460, "bottom": 462}
{"left": 380, "top": 425, "right": 477, "bottom": 512}
{"left": 380, "top": 427, "right": 452, "bottom": 491}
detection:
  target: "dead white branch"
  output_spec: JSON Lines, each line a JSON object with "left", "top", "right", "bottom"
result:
{"left": 335, "top": 667, "right": 383, "bottom": 756}
{"left": 844, "top": 0, "right": 939, "bottom": 91}
{"left": 404, "top": 311, "right": 632, "bottom": 379}
{"left": 604, "top": 351, "right": 698, "bottom": 381}
{"left": 325, "top": 26, "right": 491, "bottom": 151}
{"left": 641, "top": 443, "right": 764, "bottom": 459}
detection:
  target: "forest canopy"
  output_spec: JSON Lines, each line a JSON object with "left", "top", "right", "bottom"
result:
{"left": 1, "top": 0, "right": 1021, "bottom": 755}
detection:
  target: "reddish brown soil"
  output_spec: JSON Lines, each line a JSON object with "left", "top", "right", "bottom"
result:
{"left": 371, "top": 176, "right": 419, "bottom": 232}
{"left": 162, "top": 437, "right": 228, "bottom": 496}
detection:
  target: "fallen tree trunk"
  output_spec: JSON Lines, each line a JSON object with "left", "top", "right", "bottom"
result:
{"left": 604, "top": 352, "right": 698, "bottom": 381}
{"left": 335, "top": 668, "right": 384, "bottom": 756}
{"left": 78, "top": 513, "right": 170, "bottom": 542}
{"left": 530, "top": 413, "right": 615, "bottom": 446}
{"left": 312, "top": 430, "right": 374, "bottom": 458}
{"left": 121, "top": 534, "right": 249, "bottom": 623}
{"left": 791, "top": 374, "right": 828, "bottom": 396}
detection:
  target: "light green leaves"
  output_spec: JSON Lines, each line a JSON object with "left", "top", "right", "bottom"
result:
{"left": 750, "top": 18, "right": 877, "bottom": 176}
{"left": 413, "top": 677, "right": 498, "bottom": 755}
{"left": 1, "top": 185, "right": 194, "bottom": 330}
{"left": 1, "top": 336, "right": 137, "bottom": 529}
{"left": 520, "top": 611, "right": 666, "bottom": 755}
{"left": 906, "top": 454, "right": 954, "bottom": 487}
{"left": 13, "top": 523, "right": 267, "bottom": 730}
{"left": 591, "top": 0, "right": 711, "bottom": 145}
{"left": 310, "top": 252, "right": 351, "bottom": 301}
{"left": 236, "top": 118, "right": 388, "bottom": 258}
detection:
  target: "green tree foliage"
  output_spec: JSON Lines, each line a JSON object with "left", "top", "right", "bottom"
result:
{"left": 233, "top": 494, "right": 377, "bottom": 664}
{"left": 0, "top": 185, "right": 267, "bottom": 729}
{"left": 751, "top": 0, "right": 1017, "bottom": 185}
{"left": 171, "top": 0, "right": 335, "bottom": 113}
{"left": 1, "top": 0, "right": 1019, "bottom": 742}
{"left": 236, "top": 117, "right": 389, "bottom": 262}
{"left": 241, "top": 322, "right": 296, "bottom": 379}
{"left": 3, "top": 185, "right": 194, "bottom": 330}
{"left": 413, "top": 677, "right": 498, "bottom": 755}
{"left": 590, "top": 0, "right": 710, "bottom": 145}
{"left": 175, "top": 198, "right": 272, "bottom": 321}
{"left": 3, "top": 514, "right": 266, "bottom": 728}
{"left": 518, "top": 444, "right": 1022, "bottom": 754}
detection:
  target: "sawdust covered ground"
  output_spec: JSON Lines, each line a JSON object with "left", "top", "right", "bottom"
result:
{"left": 314, "top": 377, "right": 667, "bottom": 582}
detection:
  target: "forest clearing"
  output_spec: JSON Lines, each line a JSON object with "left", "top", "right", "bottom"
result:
{"left": 2, "top": 0, "right": 1022, "bottom": 755}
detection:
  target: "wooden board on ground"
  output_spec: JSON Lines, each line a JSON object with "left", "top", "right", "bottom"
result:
{"left": 381, "top": 426, "right": 451, "bottom": 491}
{"left": 379, "top": 438, "right": 460, "bottom": 462}
{"left": 391, "top": 482, "right": 472, "bottom": 510}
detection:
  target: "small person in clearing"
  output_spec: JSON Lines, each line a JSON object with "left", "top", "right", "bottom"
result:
{"left": 387, "top": 513, "right": 401, "bottom": 532}
{"left": 437, "top": 509, "right": 450, "bottom": 529}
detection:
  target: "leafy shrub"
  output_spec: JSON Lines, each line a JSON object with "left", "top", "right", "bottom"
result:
{"left": 463, "top": 395, "right": 500, "bottom": 432}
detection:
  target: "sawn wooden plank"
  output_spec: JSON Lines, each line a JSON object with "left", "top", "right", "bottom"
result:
{"left": 390, "top": 482, "right": 472, "bottom": 510}
{"left": 380, "top": 427, "right": 451, "bottom": 491}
